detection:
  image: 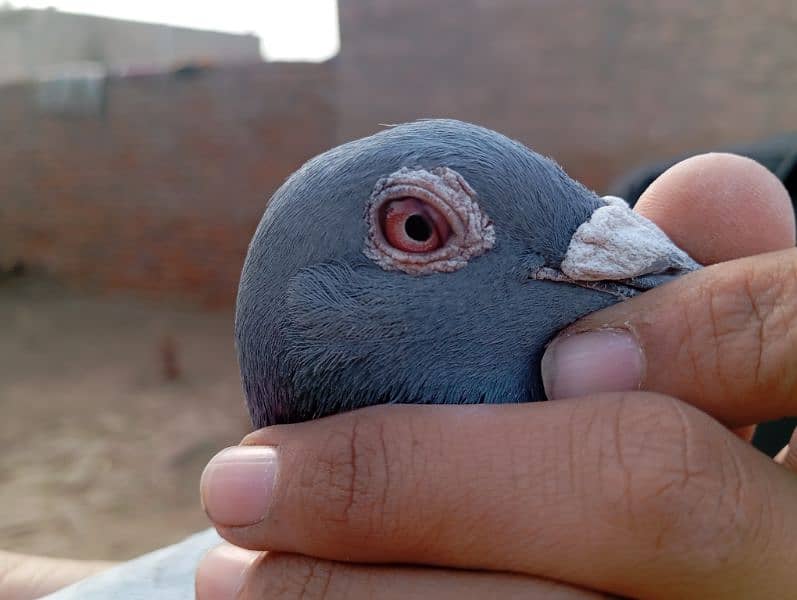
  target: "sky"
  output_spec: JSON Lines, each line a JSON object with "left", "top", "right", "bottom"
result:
{"left": 14, "top": 0, "right": 340, "bottom": 61}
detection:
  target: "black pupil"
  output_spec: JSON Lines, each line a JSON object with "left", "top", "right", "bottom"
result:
{"left": 404, "top": 214, "right": 432, "bottom": 242}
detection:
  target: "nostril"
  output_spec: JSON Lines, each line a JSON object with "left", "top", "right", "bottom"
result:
{"left": 405, "top": 214, "right": 432, "bottom": 241}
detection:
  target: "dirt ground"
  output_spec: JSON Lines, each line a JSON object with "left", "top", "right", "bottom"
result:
{"left": 0, "top": 275, "right": 251, "bottom": 561}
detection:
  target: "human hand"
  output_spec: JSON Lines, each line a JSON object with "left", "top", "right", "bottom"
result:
{"left": 197, "top": 153, "right": 797, "bottom": 599}
{"left": 0, "top": 551, "right": 114, "bottom": 600}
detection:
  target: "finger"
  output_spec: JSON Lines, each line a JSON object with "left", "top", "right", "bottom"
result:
{"left": 639, "top": 154, "right": 784, "bottom": 430}
{"left": 543, "top": 247, "right": 797, "bottom": 427}
{"left": 643, "top": 154, "right": 791, "bottom": 438}
{"left": 195, "top": 544, "right": 606, "bottom": 600}
{"left": 774, "top": 428, "right": 797, "bottom": 472}
{"left": 202, "top": 400, "right": 797, "bottom": 599}
{"left": 774, "top": 444, "right": 791, "bottom": 466}
{"left": 0, "top": 552, "right": 114, "bottom": 600}
{"left": 634, "top": 152, "right": 795, "bottom": 264}
{"left": 541, "top": 154, "right": 796, "bottom": 427}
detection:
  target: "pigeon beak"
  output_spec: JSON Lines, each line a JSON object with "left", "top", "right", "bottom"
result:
{"left": 531, "top": 195, "right": 701, "bottom": 298}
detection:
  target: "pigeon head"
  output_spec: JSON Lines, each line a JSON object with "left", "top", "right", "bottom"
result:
{"left": 236, "top": 119, "right": 699, "bottom": 427}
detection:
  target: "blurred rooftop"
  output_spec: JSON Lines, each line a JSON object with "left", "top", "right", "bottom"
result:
{"left": 0, "top": 7, "right": 262, "bottom": 85}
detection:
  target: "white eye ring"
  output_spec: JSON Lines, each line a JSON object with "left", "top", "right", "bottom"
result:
{"left": 364, "top": 167, "right": 496, "bottom": 275}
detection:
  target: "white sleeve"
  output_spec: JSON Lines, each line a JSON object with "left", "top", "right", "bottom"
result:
{"left": 41, "top": 528, "right": 223, "bottom": 600}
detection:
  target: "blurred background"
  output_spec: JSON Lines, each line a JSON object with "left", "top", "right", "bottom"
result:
{"left": 1, "top": 0, "right": 795, "bottom": 562}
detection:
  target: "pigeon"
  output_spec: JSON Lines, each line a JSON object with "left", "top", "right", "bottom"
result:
{"left": 236, "top": 118, "right": 700, "bottom": 429}
{"left": 46, "top": 119, "right": 701, "bottom": 600}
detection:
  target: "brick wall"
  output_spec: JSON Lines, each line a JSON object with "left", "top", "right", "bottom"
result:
{"left": 338, "top": 0, "right": 797, "bottom": 190}
{"left": 0, "top": 63, "right": 337, "bottom": 306}
{"left": 2, "top": 1, "right": 796, "bottom": 305}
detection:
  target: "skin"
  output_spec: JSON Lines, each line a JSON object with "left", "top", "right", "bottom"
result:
{"left": 3, "top": 152, "right": 795, "bottom": 599}
{"left": 0, "top": 552, "right": 113, "bottom": 600}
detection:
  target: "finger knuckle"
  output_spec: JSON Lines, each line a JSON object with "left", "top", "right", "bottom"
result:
{"left": 297, "top": 413, "right": 402, "bottom": 542}
{"left": 246, "top": 554, "right": 343, "bottom": 600}
{"left": 743, "top": 255, "right": 797, "bottom": 395}
{"left": 604, "top": 395, "right": 762, "bottom": 566}
{"left": 681, "top": 254, "right": 797, "bottom": 400}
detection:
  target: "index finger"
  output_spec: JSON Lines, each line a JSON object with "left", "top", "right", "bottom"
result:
{"left": 542, "top": 153, "right": 797, "bottom": 427}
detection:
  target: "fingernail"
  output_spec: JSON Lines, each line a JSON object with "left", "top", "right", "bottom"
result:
{"left": 541, "top": 329, "right": 644, "bottom": 400}
{"left": 196, "top": 544, "right": 259, "bottom": 600}
{"left": 200, "top": 446, "right": 278, "bottom": 527}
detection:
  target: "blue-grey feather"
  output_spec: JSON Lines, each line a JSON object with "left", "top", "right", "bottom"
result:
{"left": 236, "top": 119, "right": 619, "bottom": 428}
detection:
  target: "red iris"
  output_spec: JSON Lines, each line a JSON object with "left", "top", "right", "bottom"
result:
{"left": 380, "top": 198, "right": 451, "bottom": 253}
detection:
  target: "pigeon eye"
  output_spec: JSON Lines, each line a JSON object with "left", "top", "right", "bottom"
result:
{"left": 365, "top": 167, "right": 496, "bottom": 275}
{"left": 381, "top": 198, "right": 451, "bottom": 253}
